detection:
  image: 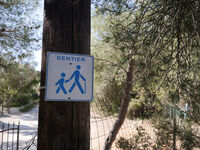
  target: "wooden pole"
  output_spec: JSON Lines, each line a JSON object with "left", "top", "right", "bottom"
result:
{"left": 37, "top": 0, "right": 90, "bottom": 150}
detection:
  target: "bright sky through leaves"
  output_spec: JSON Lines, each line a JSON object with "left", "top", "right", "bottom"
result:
{"left": 33, "top": 0, "right": 43, "bottom": 71}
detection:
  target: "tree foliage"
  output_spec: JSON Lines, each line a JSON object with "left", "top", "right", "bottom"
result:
{"left": 0, "top": 0, "right": 41, "bottom": 67}
{"left": 0, "top": 61, "right": 39, "bottom": 113}
{"left": 93, "top": 0, "right": 200, "bottom": 149}
{"left": 0, "top": 0, "right": 42, "bottom": 114}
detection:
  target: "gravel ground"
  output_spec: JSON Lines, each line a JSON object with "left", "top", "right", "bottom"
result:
{"left": 0, "top": 106, "right": 38, "bottom": 150}
{"left": 0, "top": 106, "right": 154, "bottom": 150}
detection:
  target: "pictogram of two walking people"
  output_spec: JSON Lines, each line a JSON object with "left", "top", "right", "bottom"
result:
{"left": 55, "top": 65, "right": 86, "bottom": 95}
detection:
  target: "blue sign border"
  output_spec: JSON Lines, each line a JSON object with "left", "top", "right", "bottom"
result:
{"left": 45, "top": 52, "right": 94, "bottom": 102}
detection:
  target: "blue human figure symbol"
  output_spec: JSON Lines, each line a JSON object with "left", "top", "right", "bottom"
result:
{"left": 55, "top": 73, "right": 68, "bottom": 94}
{"left": 69, "top": 65, "right": 86, "bottom": 94}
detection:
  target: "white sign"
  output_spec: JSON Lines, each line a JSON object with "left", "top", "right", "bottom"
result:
{"left": 45, "top": 52, "right": 94, "bottom": 101}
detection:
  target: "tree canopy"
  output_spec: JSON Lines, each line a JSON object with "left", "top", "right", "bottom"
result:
{"left": 0, "top": 0, "right": 41, "bottom": 68}
{"left": 93, "top": 0, "right": 200, "bottom": 149}
{"left": 0, "top": 0, "right": 42, "bottom": 113}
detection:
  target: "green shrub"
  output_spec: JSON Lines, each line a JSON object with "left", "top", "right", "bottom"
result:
{"left": 116, "top": 126, "right": 152, "bottom": 150}
{"left": 116, "top": 137, "right": 132, "bottom": 150}
{"left": 11, "top": 79, "right": 39, "bottom": 107}
{"left": 19, "top": 103, "right": 36, "bottom": 112}
{"left": 152, "top": 114, "right": 200, "bottom": 150}
{"left": 127, "top": 88, "right": 162, "bottom": 119}
{"left": 12, "top": 93, "right": 31, "bottom": 106}
{"left": 152, "top": 115, "right": 174, "bottom": 149}
{"left": 127, "top": 101, "right": 145, "bottom": 119}
{"left": 127, "top": 100, "right": 159, "bottom": 119}
{"left": 179, "top": 123, "right": 200, "bottom": 150}
{"left": 95, "top": 79, "right": 123, "bottom": 115}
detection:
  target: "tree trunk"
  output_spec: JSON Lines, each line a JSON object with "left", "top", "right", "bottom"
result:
{"left": 173, "top": 112, "right": 176, "bottom": 150}
{"left": 6, "top": 98, "right": 10, "bottom": 114}
{"left": 1, "top": 93, "right": 4, "bottom": 115}
{"left": 102, "top": 59, "right": 134, "bottom": 150}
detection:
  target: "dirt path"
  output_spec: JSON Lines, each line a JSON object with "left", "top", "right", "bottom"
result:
{"left": 0, "top": 106, "right": 154, "bottom": 150}
{"left": 90, "top": 108, "right": 154, "bottom": 150}
{"left": 0, "top": 106, "right": 38, "bottom": 150}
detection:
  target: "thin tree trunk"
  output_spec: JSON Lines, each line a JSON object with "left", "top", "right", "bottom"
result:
{"left": 7, "top": 98, "right": 10, "bottom": 114}
{"left": 173, "top": 112, "right": 176, "bottom": 150}
{"left": 1, "top": 93, "right": 4, "bottom": 115}
{"left": 102, "top": 58, "right": 134, "bottom": 150}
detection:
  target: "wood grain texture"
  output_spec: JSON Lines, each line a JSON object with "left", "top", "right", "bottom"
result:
{"left": 37, "top": 0, "right": 90, "bottom": 149}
